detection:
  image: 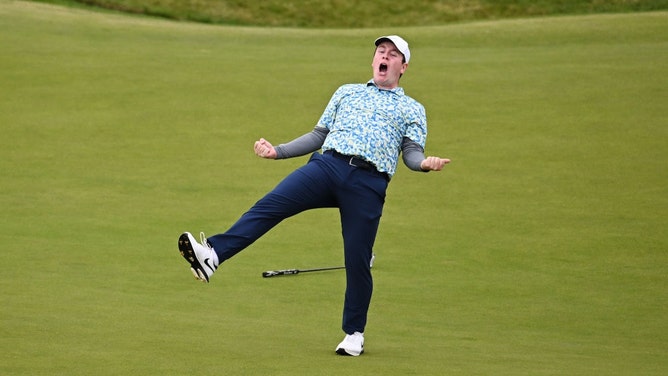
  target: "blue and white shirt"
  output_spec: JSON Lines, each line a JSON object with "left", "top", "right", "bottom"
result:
{"left": 319, "top": 80, "right": 427, "bottom": 177}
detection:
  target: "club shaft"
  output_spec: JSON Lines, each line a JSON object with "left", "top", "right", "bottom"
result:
{"left": 299, "top": 266, "right": 345, "bottom": 273}
{"left": 262, "top": 266, "right": 344, "bottom": 278}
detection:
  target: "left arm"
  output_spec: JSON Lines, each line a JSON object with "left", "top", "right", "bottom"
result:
{"left": 401, "top": 137, "right": 450, "bottom": 172}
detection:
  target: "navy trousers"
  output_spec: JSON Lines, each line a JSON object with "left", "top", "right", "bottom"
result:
{"left": 207, "top": 152, "right": 388, "bottom": 334}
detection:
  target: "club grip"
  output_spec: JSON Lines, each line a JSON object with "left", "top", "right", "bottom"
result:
{"left": 262, "top": 269, "right": 300, "bottom": 278}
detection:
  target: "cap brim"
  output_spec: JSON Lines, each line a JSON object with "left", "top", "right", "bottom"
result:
{"left": 375, "top": 37, "right": 392, "bottom": 46}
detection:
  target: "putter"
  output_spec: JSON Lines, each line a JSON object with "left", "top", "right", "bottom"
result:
{"left": 262, "top": 253, "right": 375, "bottom": 278}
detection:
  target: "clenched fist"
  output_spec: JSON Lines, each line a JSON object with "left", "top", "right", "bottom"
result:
{"left": 254, "top": 138, "right": 277, "bottom": 159}
{"left": 420, "top": 156, "right": 450, "bottom": 171}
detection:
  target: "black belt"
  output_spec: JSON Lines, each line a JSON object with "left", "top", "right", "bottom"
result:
{"left": 324, "top": 150, "right": 390, "bottom": 181}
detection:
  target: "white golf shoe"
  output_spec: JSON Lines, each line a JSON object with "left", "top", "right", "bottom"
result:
{"left": 178, "top": 232, "right": 219, "bottom": 283}
{"left": 335, "top": 332, "right": 364, "bottom": 356}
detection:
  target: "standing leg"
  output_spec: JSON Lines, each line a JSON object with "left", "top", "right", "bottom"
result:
{"left": 337, "top": 169, "right": 388, "bottom": 334}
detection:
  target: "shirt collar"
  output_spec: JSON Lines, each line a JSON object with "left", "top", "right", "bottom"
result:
{"left": 367, "top": 79, "right": 404, "bottom": 95}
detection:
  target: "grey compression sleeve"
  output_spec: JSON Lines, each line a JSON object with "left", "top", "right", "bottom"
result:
{"left": 274, "top": 126, "right": 329, "bottom": 159}
{"left": 402, "top": 137, "right": 428, "bottom": 172}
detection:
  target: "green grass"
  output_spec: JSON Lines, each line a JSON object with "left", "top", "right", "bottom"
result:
{"left": 30, "top": 0, "right": 668, "bottom": 27}
{"left": 1, "top": 1, "right": 667, "bottom": 375}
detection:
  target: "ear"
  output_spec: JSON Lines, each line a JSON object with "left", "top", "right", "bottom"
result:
{"left": 400, "top": 63, "right": 408, "bottom": 75}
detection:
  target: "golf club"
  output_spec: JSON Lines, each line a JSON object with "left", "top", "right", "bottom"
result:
{"left": 262, "top": 253, "right": 375, "bottom": 278}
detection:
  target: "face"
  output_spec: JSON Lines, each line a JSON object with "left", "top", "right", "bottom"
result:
{"left": 372, "top": 41, "right": 408, "bottom": 90}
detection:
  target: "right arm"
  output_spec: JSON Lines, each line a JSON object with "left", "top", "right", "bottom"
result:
{"left": 255, "top": 85, "right": 346, "bottom": 159}
{"left": 254, "top": 126, "right": 329, "bottom": 159}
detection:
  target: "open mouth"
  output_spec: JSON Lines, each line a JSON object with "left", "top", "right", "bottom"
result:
{"left": 379, "top": 63, "right": 388, "bottom": 73}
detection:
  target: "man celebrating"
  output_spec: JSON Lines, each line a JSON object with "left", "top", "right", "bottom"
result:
{"left": 178, "top": 35, "right": 450, "bottom": 356}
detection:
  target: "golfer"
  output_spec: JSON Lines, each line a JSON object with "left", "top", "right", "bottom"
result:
{"left": 178, "top": 35, "right": 450, "bottom": 356}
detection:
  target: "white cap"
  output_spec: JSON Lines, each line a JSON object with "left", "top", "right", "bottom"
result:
{"left": 374, "top": 35, "right": 410, "bottom": 63}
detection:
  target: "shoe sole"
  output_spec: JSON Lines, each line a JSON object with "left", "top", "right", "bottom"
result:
{"left": 178, "top": 233, "right": 209, "bottom": 283}
{"left": 336, "top": 348, "right": 364, "bottom": 356}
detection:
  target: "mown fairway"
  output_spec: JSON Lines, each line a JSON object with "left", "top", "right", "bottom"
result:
{"left": 1, "top": 2, "right": 666, "bottom": 375}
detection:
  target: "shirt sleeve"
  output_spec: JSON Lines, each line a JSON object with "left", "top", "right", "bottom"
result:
{"left": 404, "top": 101, "right": 428, "bottom": 149}
{"left": 316, "top": 85, "right": 347, "bottom": 129}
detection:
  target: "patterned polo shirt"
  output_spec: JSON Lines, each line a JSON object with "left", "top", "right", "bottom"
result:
{"left": 318, "top": 80, "right": 427, "bottom": 177}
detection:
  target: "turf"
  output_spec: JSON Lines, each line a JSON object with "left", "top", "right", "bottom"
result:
{"left": 1, "top": 1, "right": 667, "bottom": 375}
